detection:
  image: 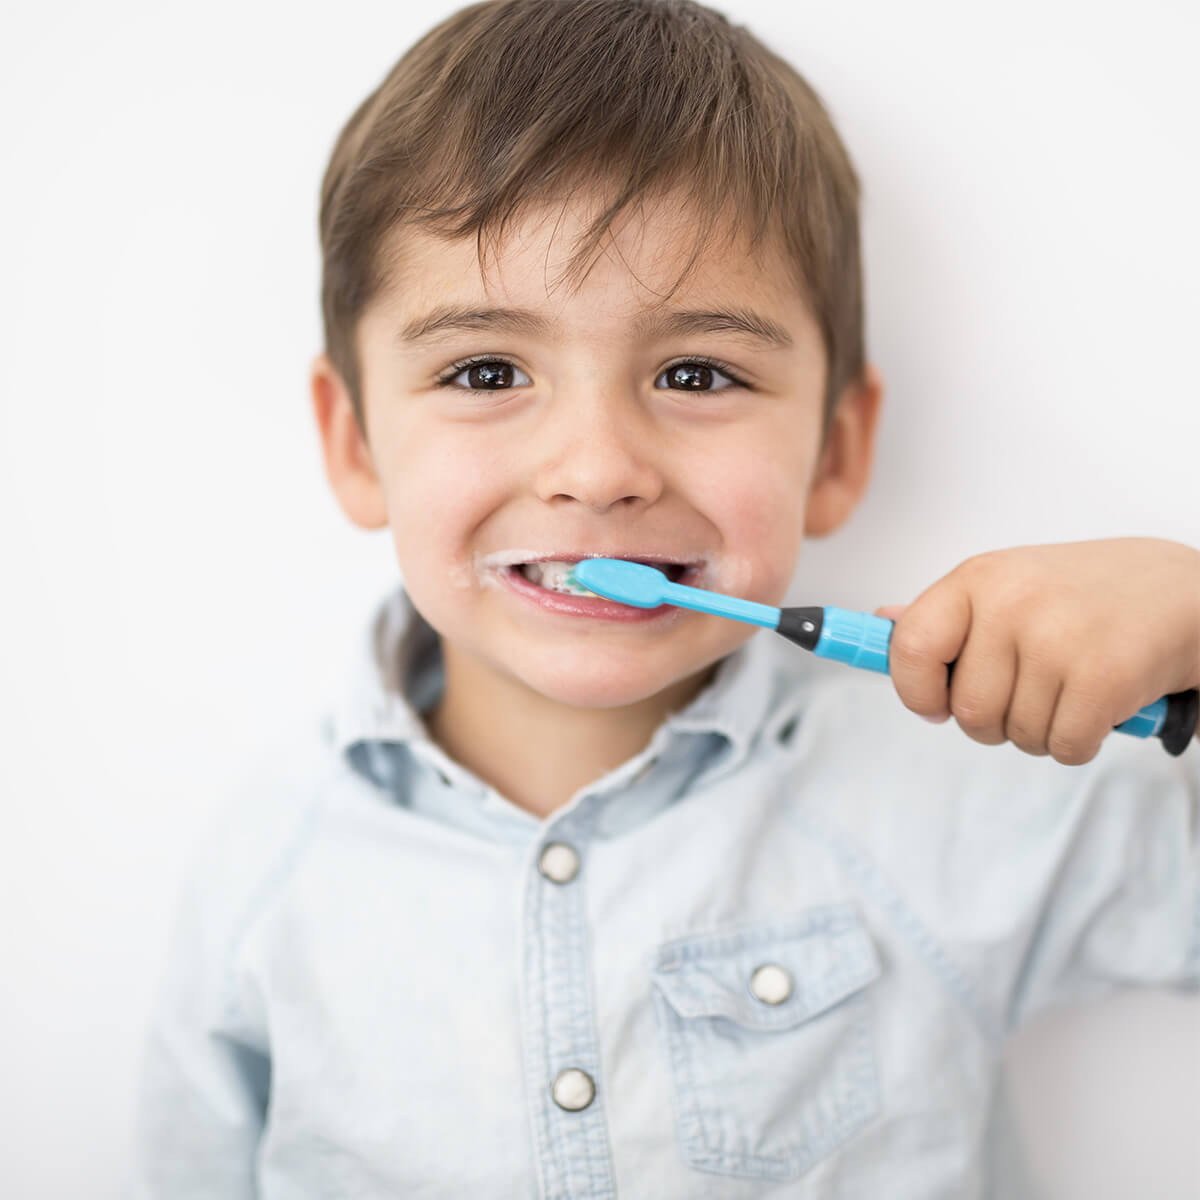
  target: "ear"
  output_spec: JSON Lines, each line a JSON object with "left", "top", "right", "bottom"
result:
{"left": 309, "top": 351, "right": 389, "bottom": 530}
{"left": 804, "top": 362, "right": 884, "bottom": 537}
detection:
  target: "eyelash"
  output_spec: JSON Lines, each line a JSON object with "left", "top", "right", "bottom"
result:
{"left": 432, "top": 354, "right": 750, "bottom": 391}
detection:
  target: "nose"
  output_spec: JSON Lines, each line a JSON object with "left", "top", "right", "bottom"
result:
{"left": 531, "top": 382, "right": 665, "bottom": 512}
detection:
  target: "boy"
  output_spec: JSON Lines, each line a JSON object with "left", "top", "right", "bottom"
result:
{"left": 131, "top": 1, "right": 1200, "bottom": 1195}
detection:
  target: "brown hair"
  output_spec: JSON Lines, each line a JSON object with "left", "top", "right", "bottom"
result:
{"left": 317, "top": 0, "right": 866, "bottom": 442}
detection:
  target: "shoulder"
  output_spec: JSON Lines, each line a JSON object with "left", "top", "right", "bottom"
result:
{"left": 789, "top": 666, "right": 1195, "bottom": 794}
{"left": 202, "top": 710, "right": 340, "bottom": 862}
{"left": 168, "top": 709, "right": 347, "bottom": 968}
{"left": 780, "top": 668, "right": 1199, "bottom": 868}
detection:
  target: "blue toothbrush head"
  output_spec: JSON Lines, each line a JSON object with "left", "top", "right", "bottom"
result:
{"left": 568, "top": 558, "right": 670, "bottom": 607}
{"left": 570, "top": 557, "right": 782, "bottom": 628}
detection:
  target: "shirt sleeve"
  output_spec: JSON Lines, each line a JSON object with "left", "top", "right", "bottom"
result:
{"left": 798, "top": 677, "right": 1200, "bottom": 1046}
{"left": 996, "top": 739, "right": 1200, "bottom": 1035}
{"left": 126, "top": 811, "right": 272, "bottom": 1200}
{"left": 124, "top": 711, "right": 333, "bottom": 1200}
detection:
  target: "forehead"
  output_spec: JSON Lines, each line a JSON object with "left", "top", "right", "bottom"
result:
{"left": 373, "top": 187, "right": 813, "bottom": 335}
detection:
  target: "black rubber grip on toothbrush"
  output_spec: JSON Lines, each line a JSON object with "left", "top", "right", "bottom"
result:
{"left": 1160, "top": 688, "right": 1200, "bottom": 756}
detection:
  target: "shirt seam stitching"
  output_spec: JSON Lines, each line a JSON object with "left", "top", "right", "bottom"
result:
{"left": 218, "top": 766, "right": 339, "bottom": 1027}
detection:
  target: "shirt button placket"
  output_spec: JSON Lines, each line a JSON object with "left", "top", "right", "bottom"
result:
{"left": 522, "top": 818, "right": 616, "bottom": 1198}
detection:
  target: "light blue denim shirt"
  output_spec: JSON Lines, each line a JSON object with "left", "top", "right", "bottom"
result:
{"left": 130, "top": 582, "right": 1200, "bottom": 1198}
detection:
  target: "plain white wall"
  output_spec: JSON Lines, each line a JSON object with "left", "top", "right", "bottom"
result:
{"left": 1, "top": 1, "right": 1197, "bottom": 1196}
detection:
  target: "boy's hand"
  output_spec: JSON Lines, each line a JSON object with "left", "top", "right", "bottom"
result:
{"left": 873, "top": 538, "right": 1200, "bottom": 764}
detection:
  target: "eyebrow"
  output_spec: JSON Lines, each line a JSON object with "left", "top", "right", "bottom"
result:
{"left": 396, "top": 304, "right": 794, "bottom": 350}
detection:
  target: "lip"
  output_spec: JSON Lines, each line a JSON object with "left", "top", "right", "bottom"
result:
{"left": 497, "top": 560, "right": 704, "bottom": 621}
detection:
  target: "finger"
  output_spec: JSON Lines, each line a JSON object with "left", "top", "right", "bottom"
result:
{"left": 946, "top": 617, "right": 1017, "bottom": 746}
{"left": 887, "top": 583, "right": 972, "bottom": 721}
{"left": 1045, "top": 665, "right": 1116, "bottom": 765}
{"left": 874, "top": 604, "right": 908, "bottom": 622}
{"left": 1004, "top": 659, "right": 1063, "bottom": 756}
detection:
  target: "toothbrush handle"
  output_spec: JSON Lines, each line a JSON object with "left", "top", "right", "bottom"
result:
{"left": 776, "top": 606, "right": 1198, "bottom": 756}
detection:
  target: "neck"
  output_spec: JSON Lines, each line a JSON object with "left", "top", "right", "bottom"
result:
{"left": 425, "top": 644, "right": 717, "bottom": 820}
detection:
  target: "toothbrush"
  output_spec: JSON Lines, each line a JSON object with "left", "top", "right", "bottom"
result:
{"left": 567, "top": 558, "right": 1199, "bottom": 756}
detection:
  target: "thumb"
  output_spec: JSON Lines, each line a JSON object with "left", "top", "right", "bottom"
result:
{"left": 873, "top": 604, "right": 908, "bottom": 622}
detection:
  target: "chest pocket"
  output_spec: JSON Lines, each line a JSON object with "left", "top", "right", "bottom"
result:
{"left": 649, "top": 903, "right": 882, "bottom": 1181}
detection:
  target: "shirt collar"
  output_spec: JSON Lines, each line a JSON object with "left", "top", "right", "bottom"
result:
{"left": 329, "top": 580, "right": 806, "bottom": 801}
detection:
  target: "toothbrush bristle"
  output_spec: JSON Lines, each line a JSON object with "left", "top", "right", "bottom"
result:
{"left": 565, "top": 566, "right": 601, "bottom": 598}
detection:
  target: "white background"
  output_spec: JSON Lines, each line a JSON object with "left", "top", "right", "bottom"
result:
{"left": 2, "top": 0, "right": 1198, "bottom": 1195}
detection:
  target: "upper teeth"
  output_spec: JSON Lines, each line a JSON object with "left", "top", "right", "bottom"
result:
{"left": 518, "top": 559, "right": 676, "bottom": 595}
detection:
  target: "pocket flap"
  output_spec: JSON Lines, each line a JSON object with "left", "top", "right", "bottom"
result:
{"left": 650, "top": 903, "right": 881, "bottom": 1032}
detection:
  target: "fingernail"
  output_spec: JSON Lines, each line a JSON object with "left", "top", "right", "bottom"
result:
{"left": 921, "top": 713, "right": 950, "bottom": 724}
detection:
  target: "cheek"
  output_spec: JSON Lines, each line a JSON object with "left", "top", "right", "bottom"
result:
{"left": 693, "top": 433, "right": 811, "bottom": 598}
{"left": 378, "top": 431, "right": 506, "bottom": 575}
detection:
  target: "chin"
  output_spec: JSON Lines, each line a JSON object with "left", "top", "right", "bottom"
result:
{"left": 510, "top": 645, "right": 716, "bottom": 711}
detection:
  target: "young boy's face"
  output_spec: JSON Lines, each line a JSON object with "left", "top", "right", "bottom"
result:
{"left": 312, "top": 187, "right": 881, "bottom": 717}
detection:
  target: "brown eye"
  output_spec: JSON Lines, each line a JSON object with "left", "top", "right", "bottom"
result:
{"left": 447, "top": 360, "right": 532, "bottom": 389}
{"left": 655, "top": 361, "right": 738, "bottom": 391}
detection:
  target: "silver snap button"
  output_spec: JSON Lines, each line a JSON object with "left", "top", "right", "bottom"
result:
{"left": 749, "top": 963, "right": 793, "bottom": 1005}
{"left": 551, "top": 1067, "right": 595, "bottom": 1111}
{"left": 537, "top": 842, "right": 580, "bottom": 884}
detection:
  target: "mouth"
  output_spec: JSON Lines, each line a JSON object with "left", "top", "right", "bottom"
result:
{"left": 496, "top": 555, "right": 701, "bottom": 622}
